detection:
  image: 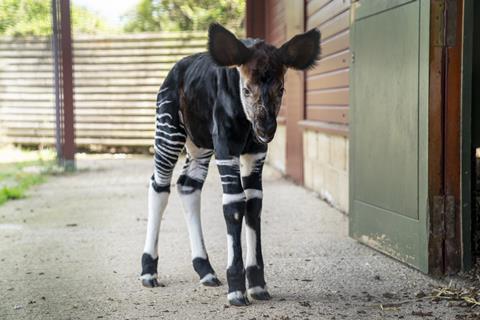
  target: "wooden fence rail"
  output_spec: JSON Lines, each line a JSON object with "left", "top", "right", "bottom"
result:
{"left": 0, "top": 32, "right": 207, "bottom": 149}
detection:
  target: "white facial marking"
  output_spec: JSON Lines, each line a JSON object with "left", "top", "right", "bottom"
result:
{"left": 143, "top": 185, "right": 169, "bottom": 259}
{"left": 237, "top": 68, "right": 253, "bottom": 123}
{"left": 245, "top": 224, "right": 257, "bottom": 267}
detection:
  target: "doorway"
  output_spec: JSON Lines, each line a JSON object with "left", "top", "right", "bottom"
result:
{"left": 467, "top": 0, "right": 480, "bottom": 267}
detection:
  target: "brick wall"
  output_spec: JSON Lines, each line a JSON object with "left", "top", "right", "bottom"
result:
{"left": 303, "top": 129, "right": 349, "bottom": 213}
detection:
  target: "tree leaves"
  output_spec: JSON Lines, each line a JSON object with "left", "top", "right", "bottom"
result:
{"left": 0, "top": 0, "right": 110, "bottom": 36}
{"left": 122, "top": 0, "right": 245, "bottom": 36}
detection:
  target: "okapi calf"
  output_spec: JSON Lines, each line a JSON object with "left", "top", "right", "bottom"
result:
{"left": 141, "top": 23, "right": 320, "bottom": 306}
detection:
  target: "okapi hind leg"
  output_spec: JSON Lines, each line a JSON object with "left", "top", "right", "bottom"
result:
{"left": 141, "top": 86, "right": 186, "bottom": 288}
{"left": 177, "top": 140, "right": 221, "bottom": 287}
{"left": 141, "top": 179, "right": 170, "bottom": 288}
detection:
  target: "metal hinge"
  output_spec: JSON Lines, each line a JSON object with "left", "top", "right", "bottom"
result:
{"left": 431, "top": 0, "right": 458, "bottom": 47}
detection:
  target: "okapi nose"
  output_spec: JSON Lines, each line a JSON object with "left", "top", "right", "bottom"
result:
{"left": 260, "top": 121, "right": 277, "bottom": 136}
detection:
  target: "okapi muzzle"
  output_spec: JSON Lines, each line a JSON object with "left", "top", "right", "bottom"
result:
{"left": 141, "top": 23, "right": 321, "bottom": 307}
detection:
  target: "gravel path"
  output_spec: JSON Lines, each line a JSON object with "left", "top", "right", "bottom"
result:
{"left": 0, "top": 156, "right": 474, "bottom": 319}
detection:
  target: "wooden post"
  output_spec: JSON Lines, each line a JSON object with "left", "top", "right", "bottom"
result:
{"left": 246, "top": 0, "right": 266, "bottom": 39}
{"left": 52, "top": 0, "right": 75, "bottom": 171}
{"left": 284, "top": 0, "right": 305, "bottom": 184}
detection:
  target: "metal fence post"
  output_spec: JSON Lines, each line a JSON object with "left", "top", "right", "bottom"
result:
{"left": 51, "top": 0, "right": 75, "bottom": 171}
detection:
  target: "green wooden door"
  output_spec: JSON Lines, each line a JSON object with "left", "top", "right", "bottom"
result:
{"left": 349, "top": 0, "right": 430, "bottom": 272}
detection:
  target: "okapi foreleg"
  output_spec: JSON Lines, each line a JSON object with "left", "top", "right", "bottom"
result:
{"left": 241, "top": 152, "right": 271, "bottom": 300}
{"left": 217, "top": 156, "right": 249, "bottom": 306}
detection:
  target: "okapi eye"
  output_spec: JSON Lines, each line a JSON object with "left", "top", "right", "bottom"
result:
{"left": 279, "top": 87, "right": 285, "bottom": 96}
{"left": 243, "top": 87, "right": 251, "bottom": 97}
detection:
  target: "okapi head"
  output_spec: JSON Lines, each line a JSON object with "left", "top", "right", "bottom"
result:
{"left": 208, "top": 23, "right": 321, "bottom": 143}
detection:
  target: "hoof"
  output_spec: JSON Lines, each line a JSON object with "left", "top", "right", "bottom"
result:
{"left": 140, "top": 274, "right": 164, "bottom": 288}
{"left": 200, "top": 273, "right": 222, "bottom": 287}
{"left": 248, "top": 286, "right": 271, "bottom": 301}
{"left": 228, "top": 291, "right": 249, "bottom": 306}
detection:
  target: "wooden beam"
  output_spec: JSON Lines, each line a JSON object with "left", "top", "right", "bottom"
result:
{"left": 284, "top": 0, "right": 305, "bottom": 184}
{"left": 246, "top": 0, "right": 266, "bottom": 38}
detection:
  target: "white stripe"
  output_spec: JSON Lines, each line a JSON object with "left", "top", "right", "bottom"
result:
{"left": 185, "top": 161, "right": 209, "bottom": 181}
{"left": 155, "top": 129, "right": 186, "bottom": 138}
{"left": 156, "top": 99, "right": 172, "bottom": 108}
{"left": 178, "top": 111, "right": 185, "bottom": 126}
{"left": 155, "top": 151, "right": 174, "bottom": 166}
{"left": 245, "top": 224, "right": 257, "bottom": 267}
{"left": 179, "top": 190, "right": 207, "bottom": 260}
{"left": 154, "top": 173, "right": 171, "bottom": 183}
{"left": 216, "top": 158, "right": 240, "bottom": 166}
{"left": 222, "top": 193, "right": 246, "bottom": 205}
{"left": 158, "top": 142, "right": 184, "bottom": 152}
{"left": 155, "top": 147, "right": 178, "bottom": 161}
{"left": 247, "top": 286, "right": 268, "bottom": 297}
{"left": 200, "top": 273, "right": 217, "bottom": 284}
{"left": 154, "top": 160, "right": 174, "bottom": 170}
{"left": 140, "top": 273, "right": 158, "bottom": 280}
{"left": 227, "top": 234, "right": 234, "bottom": 268}
{"left": 221, "top": 174, "right": 238, "bottom": 179}
{"left": 227, "top": 291, "right": 245, "bottom": 301}
{"left": 143, "top": 186, "right": 169, "bottom": 258}
{"left": 157, "top": 113, "right": 173, "bottom": 120}
{"left": 156, "top": 122, "right": 176, "bottom": 129}
{"left": 158, "top": 87, "right": 169, "bottom": 94}
{"left": 154, "top": 145, "right": 179, "bottom": 157}
{"left": 241, "top": 152, "right": 267, "bottom": 176}
{"left": 154, "top": 135, "right": 185, "bottom": 146}
{"left": 244, "top": 189, "right": 263, "bottom": 200}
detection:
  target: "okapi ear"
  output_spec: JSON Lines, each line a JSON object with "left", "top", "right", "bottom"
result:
{"left": 278, "top": 28, "right": 321, "bottom": 70}
{"left": 208, "top": 23, "right": 253, "bottom": 67}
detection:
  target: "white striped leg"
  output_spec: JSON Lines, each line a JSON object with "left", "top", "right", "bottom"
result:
{"left": 141, "top": 90, "right": 185, "bottom": 288}
{"left": 177, "top": 142, "right": 220, "bottom": 286}
{"left": 141, "top": 181, "right": 170, "bottom": 288}
{"left": 241, "top": 152, "right": 270, "bottom": 300}
{"left": 217, "top": 156, "right": 249, "bottom": 306}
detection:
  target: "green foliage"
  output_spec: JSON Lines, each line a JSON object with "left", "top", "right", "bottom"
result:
{"left": 123, "top": 0, "right": 245, "bottom": 35}
{"left": 71, "top": 4, "right": 110, "bottom": 35}
{"left": 0, "top": 168, "right": 46, "bottom": 206}
{"left": 0, "top": 0, "right": 51, "bottom": 36}
{"left": 0, "top": 0, "right": 109, "bottom": 36}
{"left": 0, "top": 147, "right": 55, "bottom": 206}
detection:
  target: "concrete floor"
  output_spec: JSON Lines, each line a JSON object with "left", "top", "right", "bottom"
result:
{"left": 0, "top": 156, "right": 475, "bottom": 319}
